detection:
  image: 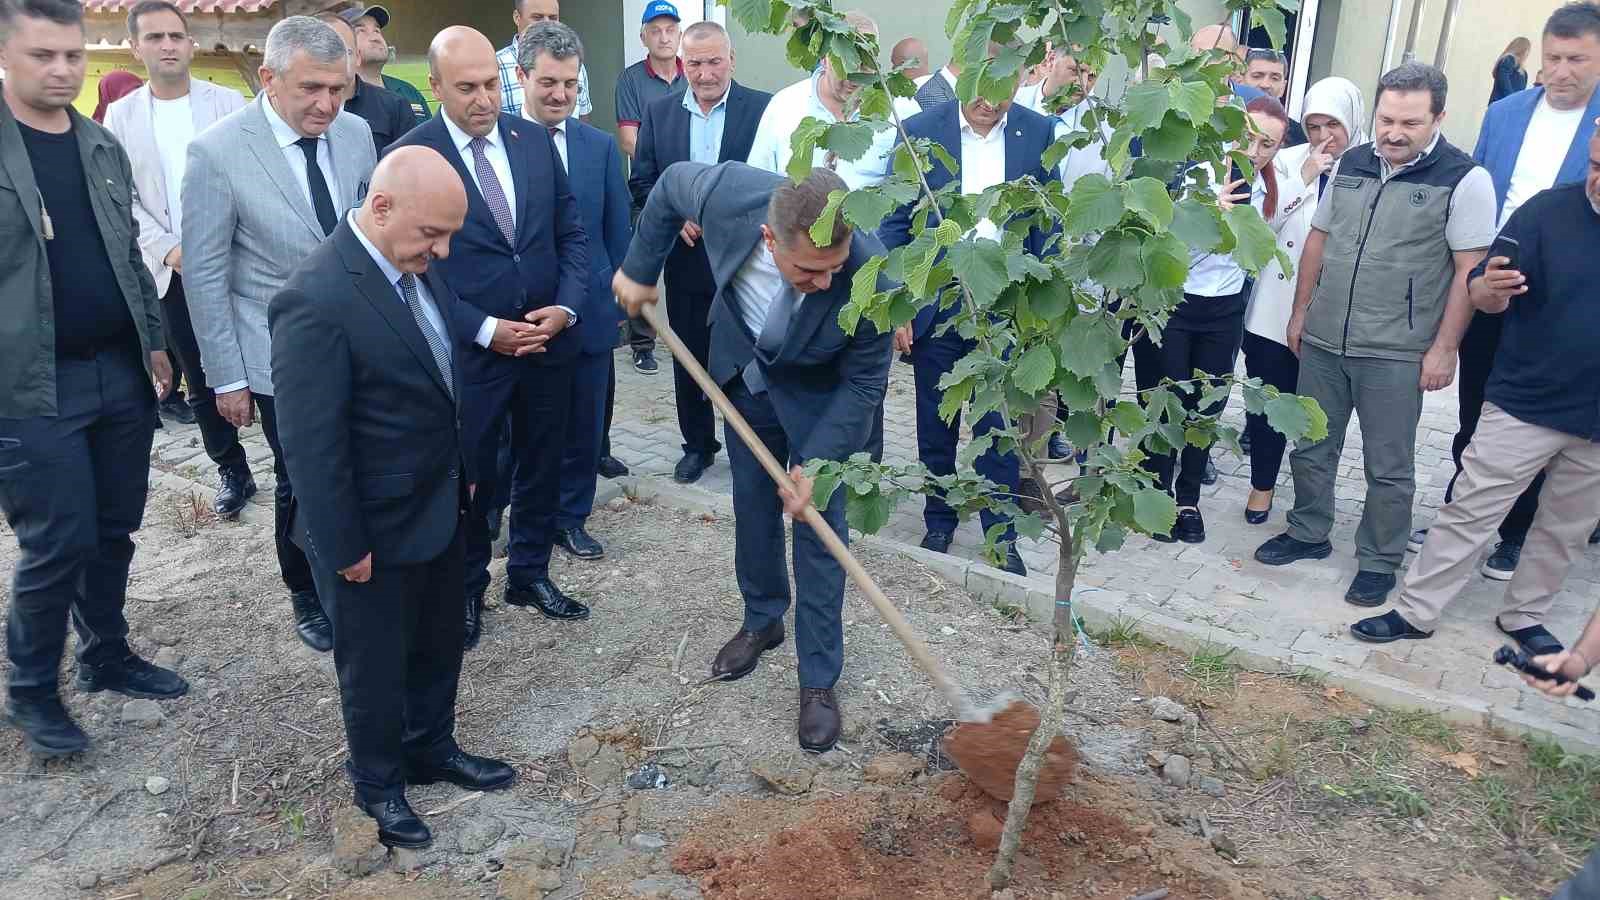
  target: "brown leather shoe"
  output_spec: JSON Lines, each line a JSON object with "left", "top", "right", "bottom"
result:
{"left": 797, "top": 688, "right": 841, "bottom": 752}
{"left": 711, "top": 622, "right": 784, "bottom": 681}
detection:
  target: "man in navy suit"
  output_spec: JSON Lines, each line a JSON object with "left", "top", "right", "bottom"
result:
{"left": 879, "top": 95, "right": 1060, "bottom": 577}
{"left": 388, "top": 26, "right": 590, "bottom": 648}
{"left": 613, "top": 163, "right": 893, "bottom": 753}
{"left": 629, "top": 21, "right": 772, "bottom": 485}
{"left": 512, "top": 22, "right": 629, "bottom": 560}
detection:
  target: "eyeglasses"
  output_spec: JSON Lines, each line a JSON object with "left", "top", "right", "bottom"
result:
{"left": 1245, "top": 48, "right": 1286, "bottom": 65}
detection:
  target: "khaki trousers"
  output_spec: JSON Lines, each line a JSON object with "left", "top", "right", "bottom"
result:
{"left": 1395, "top": 404, "right": 1600, "bottom": 631}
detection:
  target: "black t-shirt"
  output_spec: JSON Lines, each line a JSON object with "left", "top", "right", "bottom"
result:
{"left": 18, "top": 119, "right": 136, "bottom": 358}
{"left": 345, "top": 79, "right": 417, "bottom": 156}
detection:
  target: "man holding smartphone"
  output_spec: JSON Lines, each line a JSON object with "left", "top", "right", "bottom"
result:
{"left": 1351, "top": 128, "right": 1600, "bottom": 652}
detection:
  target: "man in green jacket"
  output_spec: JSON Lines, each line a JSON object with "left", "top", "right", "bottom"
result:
{"left": 0, "top": 0, "right": 187, "bottom": 757}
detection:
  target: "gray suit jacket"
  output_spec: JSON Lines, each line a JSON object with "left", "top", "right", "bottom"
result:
{"left": 104, "top": 79, "right": 246, "bottom": 298}
{"left": 620, "top": 161, "right": 893, "bottom": 463}
{"left": 182, "top": 95, "right": 375, "bottom": 396}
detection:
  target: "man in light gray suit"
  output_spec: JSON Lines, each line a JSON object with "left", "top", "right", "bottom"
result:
{"left": 183, "top": 15, "right": 377, "bottom": 653}
{"left": 105, "top": 0, "right": 253, "bottom": 521}
{"left": 613, "top": 162, "right": 893, "bottom": 754}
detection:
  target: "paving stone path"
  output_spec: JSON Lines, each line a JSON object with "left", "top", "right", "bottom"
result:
{"left": 150, "top": 347, "right": 1600, "bottom": 747}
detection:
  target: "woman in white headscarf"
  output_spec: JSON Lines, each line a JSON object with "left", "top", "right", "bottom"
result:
{"left": 1241, "top": 77, "right": 1366, "bottom": 525}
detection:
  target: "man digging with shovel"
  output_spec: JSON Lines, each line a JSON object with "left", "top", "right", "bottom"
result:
{"left": 613, "top": 162, "right": 892, "bottom": 752}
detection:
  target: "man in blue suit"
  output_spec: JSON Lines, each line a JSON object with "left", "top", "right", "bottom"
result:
{"left": 1425, "top": 1, "right": 1600, "bottom": 579}
{"left": 388, "top": 26, "right": 590, "bottom": 647}
{"left": 512, "top": 22, "right": 629, "bottom": 561}
{"left": 630, "top": 21, "right": 773, "bottom": 485}
{"left": 613, "top": 163, "right": 893, "bottom": 753}
{"left": 879, "top": 94, "right": 1061, "bottom": 576}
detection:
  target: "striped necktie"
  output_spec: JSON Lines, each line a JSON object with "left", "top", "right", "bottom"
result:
{"left": 398, "top": 273, "right": 453, "bottom": 398}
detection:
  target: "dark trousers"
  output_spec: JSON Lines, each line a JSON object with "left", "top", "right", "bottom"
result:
{"left": 1451, "top": 312, "right": 1543, "bottom": 543}
{"left": 159, "top": 275, "right": 247, "bottom": 474}
{"left": 552, "top": 351, "right": 610, "bottom": 530}
{"left": 626, "top": 318, "right": 655, "bottom": 355}
{"left": 313, "top": 521, "right": 465, "bottom": 804}
{"left": 0, "top": 346, "right": 153, "bottom": 700}
{"left": 1131, "top": 310, "right": 1243, "bottom": 507}
{"left": 253, "top": 395, "right": 316, "bottom": 595}
{"left": 724, "top": 380, "right": 848, "bottom": 689}
{"left": 463, "top": 363, "right": 574, "bottom": 598}
{"left": 1242, "top": 331, "right": 1299, "bottom": 492}
{"left": 667, "top": 288, "right": 721, "bottom": 456}
{"left": 911, "top": 334, "right": 1019, "bottom": 540}
{"left": 602, "top": 353, "right": 616, "bottom": 459}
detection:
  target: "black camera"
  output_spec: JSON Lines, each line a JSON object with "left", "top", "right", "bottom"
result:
{"left": 1494, "top": 645, "right": 1595, "bottom": 701}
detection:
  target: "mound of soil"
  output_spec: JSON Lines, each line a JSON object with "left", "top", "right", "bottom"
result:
{"left": 942, "top": 701, "right": 1079, "bottom": 804}
{"left": 670, "top": 774, "right": 1262, "bottom": 900}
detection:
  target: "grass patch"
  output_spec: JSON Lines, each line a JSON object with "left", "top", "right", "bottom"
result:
{"left": 1372, "top": 708, "right": 1462, "bottom": 752}
{"left": 1184, "top": 643, "right": 1240, "bottom": 692}
{"left": 1525, "top": 737, "right": 1600, "bottom": 847}
{"left": 1088, "top": 615, "right": 1155, "bottom": 650}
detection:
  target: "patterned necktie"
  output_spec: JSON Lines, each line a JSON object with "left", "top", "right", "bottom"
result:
{"left": 468, "top": 136, "right": 516, "bottom": 246}
{"left": 399, "top": 273, "right": 453, "bottom": 398}
{"left": 743, "top": 287, "right": 800, "bottom": 395}
{"left": 295, "top": 136, "right": 338, "bottom": 236}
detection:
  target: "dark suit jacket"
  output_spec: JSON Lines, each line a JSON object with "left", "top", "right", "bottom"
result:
{"left": 628, "top": 81, "right": 772, "bottom": 297}
{"left": 620, "top": 161, "right": 893, "bottom": 462}
{"left": 268, "top": 220, "right": 467, "bottom": 574}
{"left": 387, "top": 113, "right": 590, "bottom": 372}
{"left": 563, "top": 119, "right": 632, "bottom": 356}
{"left": 879, "top": 100, "right": 1059, "bottom": 339}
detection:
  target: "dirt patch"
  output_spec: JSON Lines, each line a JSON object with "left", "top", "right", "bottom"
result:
{"left": 943, "top": 700, "right": 1079, "bottom": 804}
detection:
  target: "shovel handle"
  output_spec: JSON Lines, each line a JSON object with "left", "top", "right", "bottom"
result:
{"left": 637, "top": 300, "right": 971, "bottom": 714}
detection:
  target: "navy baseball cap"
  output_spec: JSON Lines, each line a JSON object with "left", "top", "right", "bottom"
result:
{"left": 341, "top": 5, "right": 390, "bottom": 28}
{"left": 641, "top": 0, "right": 680, "bottom": 24}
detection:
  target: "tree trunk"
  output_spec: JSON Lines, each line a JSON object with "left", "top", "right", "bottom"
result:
{"left": 987, "top": 528, "right": 1078, "bottom": 890}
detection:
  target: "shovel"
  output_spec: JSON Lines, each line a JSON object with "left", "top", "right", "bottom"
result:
{"left": 636, "top": 300, "right": 1076, "bottom": 803}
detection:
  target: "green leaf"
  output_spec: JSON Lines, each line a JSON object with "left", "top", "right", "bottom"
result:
{"left": 1169, "top": 80, "right": 1217, "bottom": 125}
{"left": 1131, "top": 488, "right": 1178, "bottom": 537}
{"left": 1084, "top": 232, "right": 1144, "bottom": 289}
{"left": 1140, "top": 233, "right": 1191, "bottom": 290}
{"left": 1062, "top": 174, "right": 1124, "bottom": 235}
{"left": 1013, "top": 344, "right": 1057, "bottom": 394}
{"left": 810, "top": 467, "right": 843, "bottom": 509}
{"left": 1107, "top": 401, "right": 1147, "bottom": 437}
{"left": 1262, "top": 393, "right": 1310, "bottom": 440}
{"left": 1255, "top": 7, "right": 1288, "bottom": 49}
{"left": 946, "top": 241, "right": 1010, "bottom": 307}
{"left": 1062, "top": 410, "right": 1102, "bottom": 449}
{"left": 809, "top": 189, "right": 846, "bottom": 248}
{"left": 1122, "top": 80, "right": 1172, "bottom": 131}
{"left": 1027, "top": 279, "right": 1072, "bottom": 320}
{"left": 1058, "top": 313, "right": 1120, "bottom": 379}
{"left": 1123, "top": 177, "right": 1175, "bottom": 230}
{"left": 728, "top": 0, "right": 774, "bottom": 31}
{"left": 849, "top": 255, "right": 884, "bottom": 313}
{"left": 1171, "top": 198, "right": 1224, "bottom": 252}
{"left": 786, "top": 117, "right": 828, "bottom": 182}
{"left": 841, "top": 188, "right": 897, "bottom": 233}
{"left": 847, "top": 490, "right": 894, "bottom": 534}
{"left": 933, "top": 217, "right": 962, "bottom": 247}
{"left": 944, "top": 0, "right": 977, "bottom": 38}
{"left": 823, "top": 121, "right": 879, "bottom": 163}
{"left": 1141, "top": 115, "right": 1200, "bottom": 161}
{"left": 1222, "top": 205, "right": 1279, "bottom": 273}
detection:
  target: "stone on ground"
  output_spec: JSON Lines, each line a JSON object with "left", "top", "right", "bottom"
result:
{"left": 749, "top": 751, "right": 818, "bottom": 795}
{"left": 121, "top": 699, "right": 163, "bottom": 729}
{"left": 330, "top": 806, "right": 388, "bottom": 877}
{"left": 863, "top": 752, "right": 924, "bottom": 784}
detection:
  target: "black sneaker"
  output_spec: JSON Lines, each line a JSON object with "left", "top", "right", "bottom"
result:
{"left": 75, "top": 652, "right": 189, "bottom": 700}
{"left": 633, "top": 350, "right": 659, "bottom": 375}
{"left": 6, "top": 695, "right": 89, "bottom": 757}
{"left": 160, "top": 395, "right": 195, "bottom": 425}
{"left": 1344, "top": 571, "right": 1397, "bottom": 607}
{"left": 1172, "top": 507, "right": 1206, "bottom": 543}
{"left": 597, "top": 455, "right": 630, "bottom": 479}
{"left": 1482, "top": 540, "right": 1522, "bottom": 582}
{"left": 1200, "top": 458, "right": 1219, "bottom": 485}
{"left": 1254, "top": 533, "right": 1334, "bottom": 566}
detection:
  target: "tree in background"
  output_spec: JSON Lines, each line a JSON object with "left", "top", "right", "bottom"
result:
{"left": 724, "top": 0, "right": 1318, "bottom": 888}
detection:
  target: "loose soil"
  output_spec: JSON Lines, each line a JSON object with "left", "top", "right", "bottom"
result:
{"left": 0, "top": 478, "right": 1587, "bottom": 899}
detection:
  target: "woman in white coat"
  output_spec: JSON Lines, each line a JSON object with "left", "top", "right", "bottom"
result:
{"left": 1241, "top": 78, "right": 1367, "bottom": 525}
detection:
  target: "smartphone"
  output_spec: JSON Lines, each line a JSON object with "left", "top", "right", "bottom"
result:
{"left": 1488, "top": 234, "right": 1521, "bottom": 272}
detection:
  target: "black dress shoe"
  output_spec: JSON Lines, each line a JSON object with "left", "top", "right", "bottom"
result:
{"left": 76, "top": 652, "right": 189, "bottom": 699}
{"left": 1244, "top": 492, "right": 1273, "bottom": 526}
{"left": 406, "top": 749, "right": 516, "bottom": 792}
{"left": 463, "top": 591, "right": 484, "bottom": 651}
{"left": 1172, "top": 507, "right": 1206, "bottom": 543}
{"left": 920, "top": 530, "right": 953, "bottom": 554}
{"left": 1201, "top": 458, "right": 1219, "bottom": 485}
{"left": 1351, "top": 610, "right": 1433, "bottom": 644}
{"left": 1344, "top": 571, "right": 1397, "bottom": 607}
{"left": 6, "top": 695, "right": 89, "bottom": 757}
{"left": 999, "top": 545, "right": 1027, "bottom": 576}
{"left": 557, "top": 526, "right": 605, "bottom": 560}
{"left": 1046, "top": 434, "right": 1072, "bottom": 461}
{"left": 712, "top": 622, "right": 784, "bottom": 681}
{"left": 1497, "top": 617, "right": 1565, "bottom": 657}
{"left": 291, "top": 590, "right": 334, "bottom": 652}
{"left": 634, "top": 349, "right": 659, "bottom": 374}
{"left": 213, "top": 467, "right": 257, "bottom": 519}
{"left": 360, "top": 797, "right": 431, "bottom": 849}
{"left": 597, "top": 455, "right": 630, "bottom": 479}
{"left": 673, "top": 451, "right": 714, "bottom": 484}
{"left": 505, "top": 578, "right": 590, "bottom": 621}
{"left": 1254, "top": 533, "right": 1334, "bottom": 566}
{"left": 160, "top": 395, "right": 196, "bottom": 425}
{"left": 798, "top": 688, "right": 841, "bottom": 752}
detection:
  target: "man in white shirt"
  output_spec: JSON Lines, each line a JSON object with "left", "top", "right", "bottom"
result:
{"left": 1429, "top": 1, "right": 1600, "bottom": 579}
{"left": 745, "top": 11, "right": 919, "bottom": 191}
{"left": 182, "top": 16, "right": 377, "bottom": 653}
{"left": 105, "top": 0, "right": 252, "bottom": 519}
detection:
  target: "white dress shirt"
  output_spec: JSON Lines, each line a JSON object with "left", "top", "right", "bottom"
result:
{"left": 442, "top": 112, "right": 518, "bottom": 228}
{"left": 958, "top": 107, "right": 1008, "bottom": 242}
{"left": 260, "top": 94, "right": 342, "bottom": 211}
{"left": 727, "top": 240, "right": 788, "bottom": 340}
{"left": 746, "top": 72, "right": 920, "bottom": 191}
{"left": 150, "top": 94, "right": 194, "bottom": 238}
{"left": 1500, "top": 96, "right": 1586, "bottom": 226}
{"left": 349, "top": 216, "right": 451, "bottom": 367}
{"left": 545, "top": 118, "right": 569, "bottom": 172}
{"left": 1184, "top": 173, "right": 1267, "bottom": 298}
